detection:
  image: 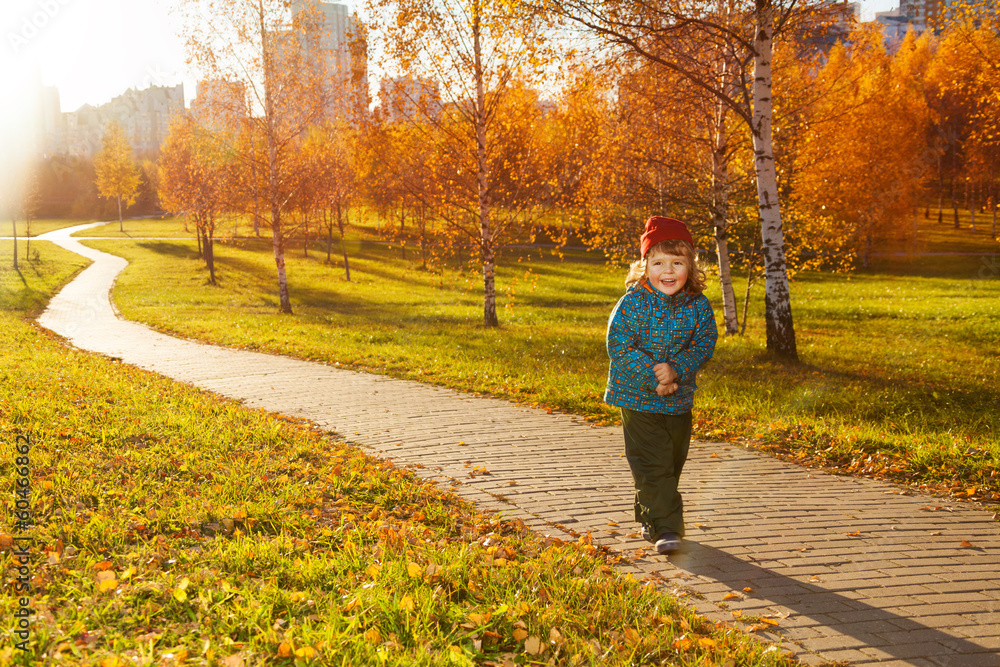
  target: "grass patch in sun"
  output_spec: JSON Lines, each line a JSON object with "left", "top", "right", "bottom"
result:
{"left": 0, "top": 237, "right": 797, "bottom": 664}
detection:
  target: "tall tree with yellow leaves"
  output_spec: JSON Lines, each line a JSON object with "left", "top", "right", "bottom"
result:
{"left": 181, "top": 0, "right": 338, "bottom": 314}
{"left": 94, "top": 121, "right": 142, "bottom": 233}
{"left": 367, "top": 0, "right": 555, "bottom": 327}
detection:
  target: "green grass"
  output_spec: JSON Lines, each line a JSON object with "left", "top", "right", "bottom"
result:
{"left": 0, "top": 239, "right": 796, "bottom": 664}
{"left": 86, "top": 210, "right": 1000, "bottom": 507}
{"left": 73, "top": 216, "right": 200, "bottom": 239}
{"left": 4, "top": 220, "right": 103, "bottom": 238}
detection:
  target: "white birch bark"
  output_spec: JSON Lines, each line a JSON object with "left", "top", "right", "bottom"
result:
{"left": 711, "top": 57, "right": 739, "bottom": 335}
{"left": 260, "top": 0, "right": 292, "bottom": 314}
{"left": 752, "top": 0, "right": 797, "bottom": 359}
{"left": 474, "top": 4, "right": 499, "bottom": 328}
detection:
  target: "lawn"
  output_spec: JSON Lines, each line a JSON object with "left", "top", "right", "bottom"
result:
{"left": 0, "top": 243, "right": 798, "bottom": 665}
{"left": 83, "top": 210, "right": 1000, "bottom": 508}
{"left": 3, "top": 220, "right": 99, "bottom": 239}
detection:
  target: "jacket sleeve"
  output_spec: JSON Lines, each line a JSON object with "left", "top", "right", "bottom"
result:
{"left": 668, "top": 296, "right": 718, "bottom": 383}
{"left": 607, "top": 293, "right": 659, "bottom": 393}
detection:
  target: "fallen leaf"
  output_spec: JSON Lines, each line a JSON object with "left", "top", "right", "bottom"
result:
{"left": 742, "top": 587, "right": 754, "bottom": 593}
{"left": 523, "top": 636, "right": 543, "bottom": 655}
{"left": 513, "top": 628, "right": 528, "bottom": 642}
{"left": 759, "top": 618, "right": 779, "bottom": 626}
{"left": 722, "top": 592, "right": 741, "bottom": 600}
{"left": 364, "top": 628, "right": 381, "bottom": 644}
{"left": 407, "top": 562, "right": 422, "bottom": 578}
{"left": 277, "top": 643, "right": 294, "bottom": 658}
{"left": 710, "top": 452, "right": 719, "bottom": 458}
{"left": 698, "top": 637, "right": 716, "bottom": 648}
{"left": 294, "top": 646, "right": 316, "bottom": 659}
{"left": 220, "top": 655, "right": 244, "bottom": 667}
{"left": 960, "top": 540, "right": 974, "bottom": 548}
{"left": 623, "top": 628, "right": 641, "bottom": 644}
{"left": 549, "top": 627, "right": 564, "bottom": 644}
{"left": 398, "top": 595, "right": 414, "bottom": 612}
{"left": 846, "top": 530, "right": 861, "bottom": 536}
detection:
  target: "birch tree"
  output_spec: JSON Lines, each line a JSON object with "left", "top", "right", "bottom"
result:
{"left": 159, "top": 115, "right": 229, "bottom": 285}
{"left": 544, "top": 0, "right": 844, "bottom": 358}
{"left": 367, "top": 0, "right": 554, "bottom": 327}
{"left": 181, "top": 0, "right": 336, "bottom": 314}
{"left": 94, "top": 121, "right": 141, "bottom": 233}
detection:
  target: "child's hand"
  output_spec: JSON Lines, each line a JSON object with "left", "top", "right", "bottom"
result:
{"left": 656, "top": 381, "right": 678, "bottom": 396}
{"left": 653, "top": 362, "right": 678, "bottom": 385}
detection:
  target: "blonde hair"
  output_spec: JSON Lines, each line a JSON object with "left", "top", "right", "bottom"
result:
{"left": 625, "top": 239, "right": 708, "bottom": 295}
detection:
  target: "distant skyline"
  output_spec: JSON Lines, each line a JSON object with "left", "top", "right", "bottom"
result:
{"left": 3, "top": 0, "right": 896, "bottom": 116}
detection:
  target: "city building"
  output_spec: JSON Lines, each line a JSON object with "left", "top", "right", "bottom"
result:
{"left": 379, "top": 76, "right": 443, "bottom": 123}
{"left": 291, "top": 0, "right": 369, "bottom": 122}
{"left": 51, "top": 83, "right": 185, "bottom": 158}
{"left": 191, "top": 80, "right": 248, "bottom": 131}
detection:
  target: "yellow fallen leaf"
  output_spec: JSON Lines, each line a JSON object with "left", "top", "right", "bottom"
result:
{"left": 173, "top": 587, "right": 188, "bottom": 602}
{"left": 97, "top": 577, "right": 118, "bottom": 593}
{"left": 468, "top": 612, "right": 485, "bottom": 625}
{"left": 294, "top": 646, "right": 316, "bottom": 659}
{"left": 742, "top": 587, "right": 754, "bottom": 593}
{"left": 523, "top": 636, "right": 543, "bottom": 654}
{"left": 343, "top": 597, "right": 360, "bottom": 613}
{"left": 399, "top": 595, "right": 414, "bottom": 612}
{"left": 549, "top": 627, "right": 564, "bottom": 644}
{"left": 698, "top": 637, "right": 716, "bottom": 648}
{"left": 623, "top": 628, "right": 641, "bottom": 644}
{"left": 121, "top": 566, "right": 136, "bottom": 580}
{"left": 407, "top": 562, "right": 422, "bottom": 578}
{"left": 722, "top": 592, "right": 741, "bottom": 600}
{"left": 277, "top": 642, "right": 294, "bottom": 658}
{"left": 365, "top": 564, "right": 380, "bottom": 579}
{"left": 364, "top": 628, "right": 382, "bottom": 644}
{"left": 846, "top": 530, "right": 861, "bottom": 536}
{"left": 759, "top": 617, "right": 779, "bottom": 626}
{"left": 513, "top": 628, "right": 528, "bottom": 642}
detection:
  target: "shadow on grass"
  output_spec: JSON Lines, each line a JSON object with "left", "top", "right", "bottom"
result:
{"left": 136, "top": 241, "right": 202, "bottom": 261}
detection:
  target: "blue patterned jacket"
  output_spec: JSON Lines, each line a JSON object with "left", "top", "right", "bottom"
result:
{"left": 605, "top": 280, "right": 718, "bottom": 414}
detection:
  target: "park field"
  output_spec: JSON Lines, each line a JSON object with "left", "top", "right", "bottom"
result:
{"left": 72, "top": 211, "right": 1000, "bottom": 508}
{"left": 0, "top": 243, "right": 799, "bottom": 663}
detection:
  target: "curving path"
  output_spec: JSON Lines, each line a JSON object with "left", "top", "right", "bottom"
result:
{"left": 33, "top": 223, "right": 1000, "bottom": 666}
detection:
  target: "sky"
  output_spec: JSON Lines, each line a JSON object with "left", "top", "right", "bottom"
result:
{"left": 3, "top": 0, "right": 898, "bottom": 116}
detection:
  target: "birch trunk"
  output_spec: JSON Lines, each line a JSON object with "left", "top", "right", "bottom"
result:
{"left": 260, "top": 0, "right": 292, "bottom": 314}
{"left": 338, "top": 201, "right": 351, "bottom": 281}
{"left": 711, "top": 66, "right": 739, "bottom": 335}
{"left": 752, "top": 0, "right": 796, "bottom": 360}
{"left": 473, "top": 4, "right": 499, "bottom": 328}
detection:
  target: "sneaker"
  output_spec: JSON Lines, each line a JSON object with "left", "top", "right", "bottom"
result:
{"left": 655, "top": 533, "right": 681, "bottom": 555}
{"left": 640, "top": 524, "right": 653, "bottom": 543}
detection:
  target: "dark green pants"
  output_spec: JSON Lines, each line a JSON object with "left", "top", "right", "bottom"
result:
{"left": 621, "top": 408, "right": 692, "bottom": 538}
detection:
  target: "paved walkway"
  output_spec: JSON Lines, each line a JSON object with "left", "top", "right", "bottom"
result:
{"left": 34, "top": 224, "right": 1000, "bottom": 666}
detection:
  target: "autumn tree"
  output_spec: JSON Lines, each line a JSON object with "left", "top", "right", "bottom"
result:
{"left": 94, "top": 121, "right": 142, "bottom": 232}
{"left": 787, "top": 26, "right": 931, "bottom": 268}
{"left": 159, "top": 115, "right": 230, "bottom": 285}
{"left": 544, "top": 0, "right": 847, "bottom": 358}
{"left": 368, "top": 0, "right": 555, "bottom": 327}
{"left": 182, "top": 0, "right": 342, "bottom": 313}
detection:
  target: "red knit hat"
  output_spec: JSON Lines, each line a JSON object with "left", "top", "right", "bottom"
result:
{"left": 640, "top": 216, "right": 693, "bottom": 258}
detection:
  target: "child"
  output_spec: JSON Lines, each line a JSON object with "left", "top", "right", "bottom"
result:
{"left": 605, "top": 216, "right": 718, "bottom": 555}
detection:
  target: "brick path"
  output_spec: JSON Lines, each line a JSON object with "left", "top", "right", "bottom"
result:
{"left": 34, "top": 224, "right": 1000, "bottom": 666}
